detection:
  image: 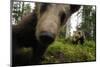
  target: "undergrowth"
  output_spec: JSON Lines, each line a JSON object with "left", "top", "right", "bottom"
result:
{"left": 43, "top": 38, "right": 96, "bottom": 64}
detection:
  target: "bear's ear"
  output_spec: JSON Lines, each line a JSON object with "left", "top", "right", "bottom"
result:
{"left": 70, "top": 5, "right": 80, "bottom": 14}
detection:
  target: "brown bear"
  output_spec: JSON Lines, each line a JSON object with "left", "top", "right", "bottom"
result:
{"left": 12, "top": 2, "right": 80, "bottom": 66}
{"left": 72, "top": 31, "right": 85, "bottom": 44}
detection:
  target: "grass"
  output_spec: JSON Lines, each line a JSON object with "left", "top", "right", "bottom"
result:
{"left": 42, "top": 38, "right": 96, "bottom": 64}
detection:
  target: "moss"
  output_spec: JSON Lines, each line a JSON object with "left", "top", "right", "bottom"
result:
{"left": 43, "top": 39, "right": 96, "bottom": 64}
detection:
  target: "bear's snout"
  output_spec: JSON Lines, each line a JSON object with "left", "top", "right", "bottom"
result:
{"left": 39, "top": 32, "right": 54, "bottom": 44}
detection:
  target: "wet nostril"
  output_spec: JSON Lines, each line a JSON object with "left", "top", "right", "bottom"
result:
{"left": 39, "top": 32, "right": 54, "bottom": 44}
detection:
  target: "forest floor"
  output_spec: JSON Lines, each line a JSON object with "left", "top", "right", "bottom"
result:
{"left": 42, "top": 38, "right": 96, "bottom": 64}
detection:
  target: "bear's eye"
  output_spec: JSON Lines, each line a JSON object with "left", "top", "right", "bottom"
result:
{"left": 60, "top": 12, "right": 66, "bottom": 25}
{"left": 40, "top": 3, "right": 49, "bottom": 14}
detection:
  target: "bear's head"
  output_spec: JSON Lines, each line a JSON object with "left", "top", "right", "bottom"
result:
{"left": 35, "top": 3, "right": 80, "bottom": 45}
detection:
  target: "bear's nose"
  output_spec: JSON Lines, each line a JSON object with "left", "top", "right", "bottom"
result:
{"left": 39, "top": 32, "right": 54, "bottom": 44}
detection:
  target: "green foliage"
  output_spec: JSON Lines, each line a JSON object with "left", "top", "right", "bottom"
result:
{"left": 43, "top": 38, "right": 96, "bottom": 64}
{"left": 80, "top": 5, "right": 96, "bottom": 41}
{"left": 12, "top": 2, "right": 32, "bottom": 24}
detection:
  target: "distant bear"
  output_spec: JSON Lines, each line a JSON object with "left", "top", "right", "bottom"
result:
{"left": 72, "top": 31, "right": 85, "bottom": 44}
{"left": 12, "top": 2, "right": 80, "bottom": 66}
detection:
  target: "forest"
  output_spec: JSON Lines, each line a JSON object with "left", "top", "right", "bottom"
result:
{"left": 12, "top": 1, "right": 96, "bottom": 64}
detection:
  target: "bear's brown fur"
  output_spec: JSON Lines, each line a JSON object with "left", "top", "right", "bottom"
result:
{"left": 72, "top": 31, "right": 85, "bottom": 44}
{"left": 12, "top": 2, "right": 80, "bottom": 66}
